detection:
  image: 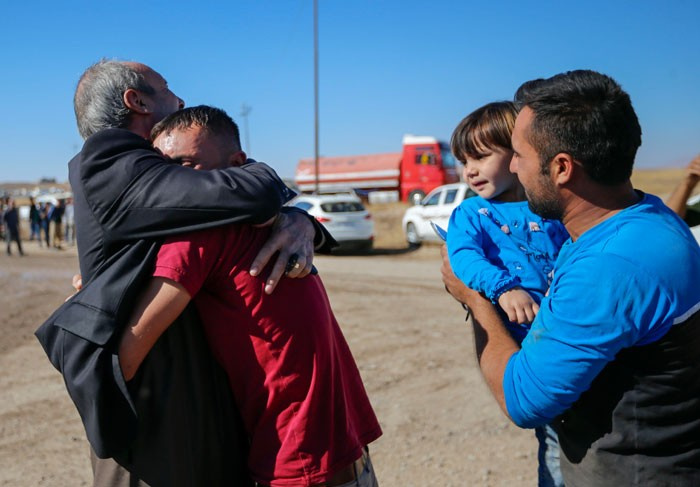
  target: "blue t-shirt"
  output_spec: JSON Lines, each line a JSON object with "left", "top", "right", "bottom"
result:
{"left": 504, "top": 193, "right": 700, "bottom": 428}
{"left": 447, "top": 196, "right": 569, "bottom": 342}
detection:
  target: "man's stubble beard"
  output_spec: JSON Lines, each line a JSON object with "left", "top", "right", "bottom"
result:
{"left": 526, "top": 176, "right": 564, "bottom": 221}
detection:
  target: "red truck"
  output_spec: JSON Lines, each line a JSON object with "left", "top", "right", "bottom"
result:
{"left": 295, "top": 135, "right": 460, "bottom": 203}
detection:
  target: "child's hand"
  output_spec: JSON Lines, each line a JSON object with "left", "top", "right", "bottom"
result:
{"left": 497, "top": 287, "right": 539, "bottom": 324}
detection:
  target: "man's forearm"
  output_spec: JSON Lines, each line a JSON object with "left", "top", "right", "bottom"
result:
{"left": 118, "top": 277, "right": 192, "bottom": 381}
{"left": 440, "top": 244, "right": 519, "bottom": 419}
{"left": 464, "top": 289, "right": 520, "bottom": 419}
{"left": 101, "top": 160, "right": 291, "bottom": 241}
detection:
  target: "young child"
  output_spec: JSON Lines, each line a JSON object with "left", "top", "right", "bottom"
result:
{"left": 446, "top": 101, "right": 568, "bottom": 487}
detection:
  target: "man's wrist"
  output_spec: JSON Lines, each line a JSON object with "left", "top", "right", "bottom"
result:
{"left": 279, "top": 206, "right": 326, "bottom": 250}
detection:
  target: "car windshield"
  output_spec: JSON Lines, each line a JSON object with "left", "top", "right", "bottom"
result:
{"left": 320, "top": 201, "right": 365, "bottom": 213}
{"left": 444, "top": 189, "right": 459, "bottom": 204}
{"left": 423, "top": 192, "right": 441, "bottom": 206}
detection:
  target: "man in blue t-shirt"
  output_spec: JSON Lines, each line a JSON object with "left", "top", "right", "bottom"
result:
{"left": 442, "top": 70, "right": 700, "bottom": 486}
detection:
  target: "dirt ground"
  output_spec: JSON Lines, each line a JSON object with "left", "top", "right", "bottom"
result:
{"left": 0, "top": 167, "right": 686, "bottom": 486}
{"left": 0, "top": 239, "right": 535, "bottom": 487}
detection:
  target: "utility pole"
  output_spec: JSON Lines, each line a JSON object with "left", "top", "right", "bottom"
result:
{"left": 240, "top": 103, "right": 252, "bottom": 155}
{"left": 313, "top": 0, "right": 320, "bottom": 193}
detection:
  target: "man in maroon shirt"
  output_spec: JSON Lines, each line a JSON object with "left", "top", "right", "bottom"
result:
{"left": 119, "top": 106, "right": 382, "bottom": 487}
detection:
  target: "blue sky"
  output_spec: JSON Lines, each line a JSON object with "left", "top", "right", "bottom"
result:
{"left": 1, "top": 0, "right": 699, "bottom": 183}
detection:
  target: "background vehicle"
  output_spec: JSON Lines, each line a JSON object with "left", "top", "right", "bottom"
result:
{"left": 686, "top": 194, "right": 700, "bottom": 243}
{"left": 295, "top": 135, "right": 460, "bottom": 203}
{"left": 289, "top": 191, "right": 374, "bottom": 252}
{"left": 402, "top": 183, "right": 475, "bottom": 247}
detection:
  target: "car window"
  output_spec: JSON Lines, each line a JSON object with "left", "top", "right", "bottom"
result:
{"left": 423, "top": 191, "right": 441, "bottom": 206}
{"left": 320, "top": 201, "right": 365, "bottom": 213}
{"left": 293, "top": 201, "right": 314, "bottom": 212}
{"left": 444, "top": 189, "right": 458, "bottom": 204}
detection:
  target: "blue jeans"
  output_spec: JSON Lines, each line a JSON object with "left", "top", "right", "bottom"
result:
{"left": 30, "top": 221, "right": 41, "bottom": 240}
{"left": 535, "top": 423, "right": 563, "bottom": 487}
{"left": 336, "top": 450, "right": 379, "bottom": 487}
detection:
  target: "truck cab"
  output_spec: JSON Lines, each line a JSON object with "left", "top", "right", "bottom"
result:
{"left": 400, "top": 135, "right": 460, "bottom": 204}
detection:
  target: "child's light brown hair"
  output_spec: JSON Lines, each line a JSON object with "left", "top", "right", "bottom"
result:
{"left": 450, "top": 101, "right": 518, "bottom": 163}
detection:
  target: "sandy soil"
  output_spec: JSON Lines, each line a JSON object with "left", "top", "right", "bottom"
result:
{"left": 0, "top": 165, "right": 685, "bottom": 486}
{"left": 0, "top": 240, "right": 535, "bottom": 487}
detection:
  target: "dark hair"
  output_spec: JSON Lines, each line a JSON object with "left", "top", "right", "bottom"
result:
{"left": 150, "top": 105, "right": 242, "bottom": 150}
{"left": 74, "top": 60, "right": 155, "bottom": 140}
{"left": 516, "top": 70, "right": 642, "bottom": 185}
{"left": 450, "top": 101, "right": 518, "bottom": 163}
{"left": 513, "top": 78, "right": 546, "bottom": 107}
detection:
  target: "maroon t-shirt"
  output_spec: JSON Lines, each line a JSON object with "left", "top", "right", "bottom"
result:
{"left": 154, "top": 224, "right": 382, "bottom": 486}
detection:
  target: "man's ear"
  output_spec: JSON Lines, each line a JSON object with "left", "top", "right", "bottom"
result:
{"left": 123, "top": 88, "right": 149, "bottom": 114}
{"left": 228, "top": 150, "right": 247, "bottom": 167}
{"left": 551, "top": 152, "right": 575, "bottom": 185}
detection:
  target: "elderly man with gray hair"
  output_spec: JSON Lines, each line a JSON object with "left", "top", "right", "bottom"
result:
{"left": 37, "top": 59, "right": 333, "bottom": 487}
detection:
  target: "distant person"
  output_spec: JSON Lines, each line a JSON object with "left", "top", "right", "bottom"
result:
{"left": 3, "top": 198, "right": 24, "bottom": 256}
{"left": 39, "top": 202, "right": 50, "bottom": 247}
{"left": 0, "top": 197, "right": 5, "bottom": 240}
{"left": 117, "top": 105, "right": 382, "bottom": 487}
{"left": 446, "top": 101, "right": 568, "bottom": 486}
{"left": 29, "top": 196, "right": 41, "bottom": 242}
{"left": 63, "top": 197, "right": 75, "bottom": 245}
{"left": 51, "top": 199, "right": 65, "bottom": 249}
{"left": 665, "top": 154, "right": 700, "bottom": 226}
{"left": 442, "top": 70, "right": 700, "bottom": 485}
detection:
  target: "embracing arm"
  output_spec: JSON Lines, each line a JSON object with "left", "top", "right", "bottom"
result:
{"left": 79, "top": 131, "right": 291, "bottom": 240}
{"left": 440, "top": 245, "right": 519, "bottom": 418}
{"left": 118, "top": 277, "right": 192, "bottom": 381}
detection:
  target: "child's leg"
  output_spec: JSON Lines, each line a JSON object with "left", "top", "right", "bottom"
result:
{"left": 534, "top": 423, "right": 563, "bottom": 487}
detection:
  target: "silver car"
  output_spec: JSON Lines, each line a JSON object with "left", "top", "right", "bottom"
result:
{"left": 402, "top": 183, "right": 475, "bottom": 246}
{"left": 289, "top": 192, "right": 374, "bottom": 252}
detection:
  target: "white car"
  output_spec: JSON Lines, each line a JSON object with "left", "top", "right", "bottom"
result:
{"left": 686, "top": 194, "right": 700, "bottom": 244}
{"left": 289, "top": 192, "right": 374, "bottom": 252}
{"left": 402, "top": 183, "right": 475, "bottom": 246}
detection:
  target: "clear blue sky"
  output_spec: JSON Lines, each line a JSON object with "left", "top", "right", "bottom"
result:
{"left": 1, "top": 0, "right": 699, "bottom": 183}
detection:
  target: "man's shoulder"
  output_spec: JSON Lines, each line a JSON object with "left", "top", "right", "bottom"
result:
{"left": 77, "top": 128, "right": 153, "bottom": 167}
{"left": 71, "top": 128, "right": 163, "bottom": 193}
{"left": 84, "top": 128, "right": 150, "bottom": 149}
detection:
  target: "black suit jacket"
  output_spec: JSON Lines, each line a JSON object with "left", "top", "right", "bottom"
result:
{"left": 35, "top": 129, "right": 333, "bottom": 483}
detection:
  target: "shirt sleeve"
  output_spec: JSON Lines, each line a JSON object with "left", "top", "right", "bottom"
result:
{"left": 152, "top": 228, "right": 225, "bottom": 298}
{"left": 503, "top": 253, "right": 674, "bottom": 428}
{"left": 447, "top": 202, "right": 520, "bottom": 302}
{"left": 79, "top": 132, "right": 293, "bottom": 241}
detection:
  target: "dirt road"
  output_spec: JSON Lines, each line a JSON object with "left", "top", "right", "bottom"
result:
{"left": 0, "top": 243, "right": 535, "bottom": 486}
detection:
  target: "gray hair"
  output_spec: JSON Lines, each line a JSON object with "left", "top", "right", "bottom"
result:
{"left": 73, "top": 60, "right": 155, "bottom": 139}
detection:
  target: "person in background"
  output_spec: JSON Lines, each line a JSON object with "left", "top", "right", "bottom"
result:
{"left": 447, "top": 101, "right": 568, "bottom": 486}
{"left": 51, "top": 199, "right": 65, "bottom": 249}
{"left": 29, "top": 196, "right": 41, "bottom": 243}
{"left": 665, "top": 154, "right": 700, "bottom": 226}
{"left": 3, "top": 198, "right": 24, "bottom": 256}
{"left": 39, "top": 202, "right": 51, "bottom": 248}
{"left": 63, "top": 197, "right": 75, "bottom": 246}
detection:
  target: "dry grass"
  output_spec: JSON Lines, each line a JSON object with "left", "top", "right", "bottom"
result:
{"left": 368, "top": 167, "right": 692, "bottom": 250}
{"left": 630, "top": 167, "right": 686, "bottom": 198}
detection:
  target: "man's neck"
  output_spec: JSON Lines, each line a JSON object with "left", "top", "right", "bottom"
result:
{"left": 126, "top": 121, "right": 152, "bottom": 141}
{"left": 562, "top": 180, "right": 641, "bottom": 240}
